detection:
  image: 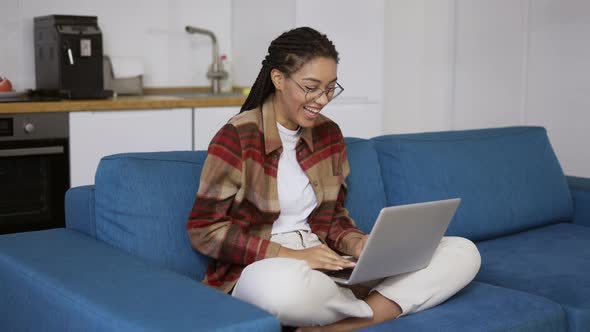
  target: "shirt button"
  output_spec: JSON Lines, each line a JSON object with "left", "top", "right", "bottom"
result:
{"left": 313, "top": 181, "right": 319, "bottom": 187}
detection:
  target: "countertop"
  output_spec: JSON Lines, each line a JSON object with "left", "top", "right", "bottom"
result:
{"left": 0, "top": 87, "right": 247, "bottom": 114}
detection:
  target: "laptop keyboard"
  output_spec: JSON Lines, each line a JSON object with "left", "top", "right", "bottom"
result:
{"left": 323, "top": 256, "right": 357, "bottom": 279}
{"left": 324, "top": 268, "right": 353, "bottom": 279}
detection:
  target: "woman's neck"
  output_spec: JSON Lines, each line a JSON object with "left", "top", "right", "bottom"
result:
{"left": 272, "top": 94, "right": 299, "bottom": 130}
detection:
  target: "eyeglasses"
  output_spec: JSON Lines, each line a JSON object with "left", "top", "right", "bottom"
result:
{"left": 288, "top": 76, "right": 344, "bottom": 102}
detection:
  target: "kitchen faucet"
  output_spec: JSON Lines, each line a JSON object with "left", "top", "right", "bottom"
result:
{"left": 185, "top": 25, "right": 228, "bottom": 94}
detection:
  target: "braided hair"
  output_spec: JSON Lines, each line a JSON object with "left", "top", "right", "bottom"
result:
{"left": 240, "top": 27, "right": 339, "bottom": 113}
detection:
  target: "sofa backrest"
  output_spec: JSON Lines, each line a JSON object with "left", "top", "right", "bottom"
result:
{"left": 344, "top": 138, "right": 388, "bottom": 234}
{"left": 92, "top": 139, "right": 390, "bottom": 280}
{"left": 94, "top": 151, "right": 210, "bottom": 281}
{"left": 91, "top": 126, "right": 570, "bottom": 278}
{"left": 372, "top": 126, "right": 573, "bottom": 241}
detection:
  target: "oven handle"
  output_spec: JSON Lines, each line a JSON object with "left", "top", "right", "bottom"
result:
{"left": 0, "top": 146, "right": 64, "bottom": 157}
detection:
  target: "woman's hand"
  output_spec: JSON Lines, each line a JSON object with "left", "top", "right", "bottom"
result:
{"left": 278, "top": 244, "right": 356, "bottom": 271}
{"left": 349, "top": 234, "right": 370, "bottom": 258}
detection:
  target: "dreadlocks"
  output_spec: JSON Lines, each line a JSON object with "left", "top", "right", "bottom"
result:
{"left": 240, "top": 27, "right": 339, "bottom": 113}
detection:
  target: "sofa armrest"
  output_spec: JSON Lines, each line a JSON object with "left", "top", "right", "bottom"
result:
{"left": 65, "top": 185, "right": 96, "bottom": 237}
{"left": 0, "top": 229, "right": 280, "bottom": 332}
{"left": 567, "top": 176, "right": 590, "bottom": 227}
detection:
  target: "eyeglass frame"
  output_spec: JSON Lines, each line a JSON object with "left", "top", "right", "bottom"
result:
{"left": 286, "top": 76, "right": 344, "bottom": 102}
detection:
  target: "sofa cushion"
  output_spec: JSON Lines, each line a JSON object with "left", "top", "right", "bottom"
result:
{"left": 567, "top": 176, "right": 590, "bottom": 227}
{"left": 476, "top": 223, "right": 590, "bottom": 331}
{"left": 65, "top": 185, "right": 96, "bottom": 237}
{"left": 344, "top": 138, "right": 388, "bottom": 233}
{"left": 0, "top": 229, "right": 280, "bottom": 332}
{"left": 94, "top": 151, "right": 209, "bottom": 280}
{"left": 373, "top": 126, "right": 573, "bottom": 241}
{"left": 360, "top": 282, "right": 566, "bottom": 332}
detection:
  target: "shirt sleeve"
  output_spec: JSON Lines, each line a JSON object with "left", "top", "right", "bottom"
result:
{"left": 326, "top": 130, "right": 366, "bottom": 254}
{"left": 186, "top": 123, "right": 281, "bottom": 266}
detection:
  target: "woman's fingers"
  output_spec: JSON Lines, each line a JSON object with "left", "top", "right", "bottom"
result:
{"left": 322, "top": 245, "right": 356, "bottom": 266}
{"left": 282, "top": 243, "right": 357, "bottom": 270}
{"left": 311, "top": 245, "right": 356, "bottom": 270}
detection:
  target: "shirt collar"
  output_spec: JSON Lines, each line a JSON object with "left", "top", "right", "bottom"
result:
{"left": 262, "top": 96, "right": 314, "bottom": 155}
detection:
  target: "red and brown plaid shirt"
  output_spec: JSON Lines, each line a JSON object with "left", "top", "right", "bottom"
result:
{"left": 187, "top": 98, "right": 365, "bottom": 293}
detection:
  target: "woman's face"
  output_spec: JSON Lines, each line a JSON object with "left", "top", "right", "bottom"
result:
{"left": 272, "top": 56, "right": 338, "bottom": 130}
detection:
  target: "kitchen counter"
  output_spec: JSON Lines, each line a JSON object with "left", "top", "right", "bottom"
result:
{"left": 0, "top": 87, "right": 247, "bottom": 114}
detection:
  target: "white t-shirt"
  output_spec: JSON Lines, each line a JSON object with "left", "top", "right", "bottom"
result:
{"left": 271, "top": 122, "right": 318, "bottom": 234}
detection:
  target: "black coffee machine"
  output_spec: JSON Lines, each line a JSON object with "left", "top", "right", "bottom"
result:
{"left": 34, "top": 15, "right": 113, "bottom": 99}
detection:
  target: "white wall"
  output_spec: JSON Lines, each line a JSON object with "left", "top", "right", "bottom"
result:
{"left": 231, "top": 0, "right": 385, "bottom": 140}
{"left": 453, "top": 0, "right": 528, "bottom": 129}
{"left": 0, "top": 0, "right": 23, "bottom": 89}
{"left": 231, "top": 0, "right": 385, "bottom": 104}
{"left": 0, "top": 0, "right": 231, "bottom": 90}
{"left": 525, "top": 0, "right": 590, "bottom": 177}
{"left": 231, "top": 0, "right": 295, "bottom": 87}
{"left": 3, "top": 1, "right": 588, "bottom": 176}
{"left": 384, "top": 0, "right": 590, "bottom": 177}
{"left": 383, "top": 0, "right": 455, "bottom": 133}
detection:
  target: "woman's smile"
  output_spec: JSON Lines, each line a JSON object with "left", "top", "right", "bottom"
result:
{"left": 303, "top": 105, "right": 322, "bottom": 117}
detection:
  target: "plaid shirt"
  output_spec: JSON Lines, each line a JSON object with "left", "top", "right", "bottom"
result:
{"left": 187, "top": 98, "right": 365, "bottom": 293}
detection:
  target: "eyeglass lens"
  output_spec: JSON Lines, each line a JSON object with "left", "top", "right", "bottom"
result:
{"left": 305, "top": 83, "right": 343, "bottom": 102}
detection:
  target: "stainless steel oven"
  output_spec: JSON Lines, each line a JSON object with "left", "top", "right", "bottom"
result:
{"left": 0, "top": 113, "right": 69, "bottom": 234}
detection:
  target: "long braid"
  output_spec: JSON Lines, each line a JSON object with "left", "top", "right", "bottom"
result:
{"left": 240, "top": 65, "right": 274, "bottom": 112}
{"left": 240, "top": 27, "right": 339, "bottom": 113}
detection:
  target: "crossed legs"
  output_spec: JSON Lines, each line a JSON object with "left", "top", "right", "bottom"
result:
{"left": 233, "top": 236, "right": 481, "bottom": 330}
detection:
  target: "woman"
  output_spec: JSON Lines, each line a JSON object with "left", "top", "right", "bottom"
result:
{"left": 187, "top": 27, "right": 481, "bottom": 331}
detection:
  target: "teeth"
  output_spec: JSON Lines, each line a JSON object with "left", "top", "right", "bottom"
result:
{"left": 304, "top": 106, "right": 320, "bottom": 114}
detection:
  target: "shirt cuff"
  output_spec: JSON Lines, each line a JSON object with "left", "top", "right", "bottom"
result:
{"left": 261, "top": 240, "right": 282, "bottom": 259}
{"left": 337, "top": 229, "right": 366, "bottom": 255}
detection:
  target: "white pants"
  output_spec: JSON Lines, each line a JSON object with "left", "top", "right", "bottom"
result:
{"left": 232, "top": 231, "right": 481, "bottom": 327}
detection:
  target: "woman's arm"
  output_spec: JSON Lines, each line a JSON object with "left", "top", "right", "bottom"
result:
{"left": 329, "top": 181, "right": 367, "bottom": 257}
{"left": 325, "top": 130, "right": 367, "bottom": 257}
{"left": 187, "top": 124, "right": 280, "bottom": 265}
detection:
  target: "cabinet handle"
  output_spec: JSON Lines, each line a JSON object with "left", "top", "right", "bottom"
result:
{"left": 0, "top": 146, "right": 64, "bottom": 157}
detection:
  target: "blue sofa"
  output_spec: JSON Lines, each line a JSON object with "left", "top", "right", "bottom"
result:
{"left": 1, "top": 126, "right": 589, "bottom": 331}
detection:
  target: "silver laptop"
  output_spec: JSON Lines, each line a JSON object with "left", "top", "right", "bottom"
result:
{"left": 326, "top": 198, "right": 461, "bottom": 285}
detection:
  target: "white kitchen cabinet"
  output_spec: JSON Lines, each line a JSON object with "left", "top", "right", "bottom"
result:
{"left": 193, "top": 106, "right": 240, "bottom": 151}
{"left": 69, "top": 108, "right": 192, "bottom": 187}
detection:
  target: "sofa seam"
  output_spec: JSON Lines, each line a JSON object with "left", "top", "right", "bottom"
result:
{"left": 102, "top": 155, "right": 204, "bottom": 166}
{"left": 86, "top": 186, "right": 97, "bottom": 238}
{"left": 372, "top": 126, "right": 542, "bottom": 143}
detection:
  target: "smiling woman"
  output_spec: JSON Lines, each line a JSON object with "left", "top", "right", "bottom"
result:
{"left": 185, "top": 26, "right": 379, "bottom": 327}
{"left": 185, "top": 26, "right": 480, "bottom": 331}
{"left": 270, "top": 56, "right": 340, "bottom": 130}
{"left": 239, "top": 27, "right": 342, "bottom": 114}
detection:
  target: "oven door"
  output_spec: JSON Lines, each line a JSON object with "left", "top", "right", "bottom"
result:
{"left": 0, "top": 138, "right": 69, "bottom": 234}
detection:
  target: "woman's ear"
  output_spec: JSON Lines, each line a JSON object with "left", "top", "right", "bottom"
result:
{"left": 270, "top": 68, "right": 284, "bottom": 91}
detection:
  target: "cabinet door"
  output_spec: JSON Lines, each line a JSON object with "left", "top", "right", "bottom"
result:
{"left": 69, "top": 108, "right": 192, "bottom": 187}
{"left": 193, "top": 106, "right": 240, "bottom": 151}
{"left": 321, "top": 102, "right": 382, "bottom": 139}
